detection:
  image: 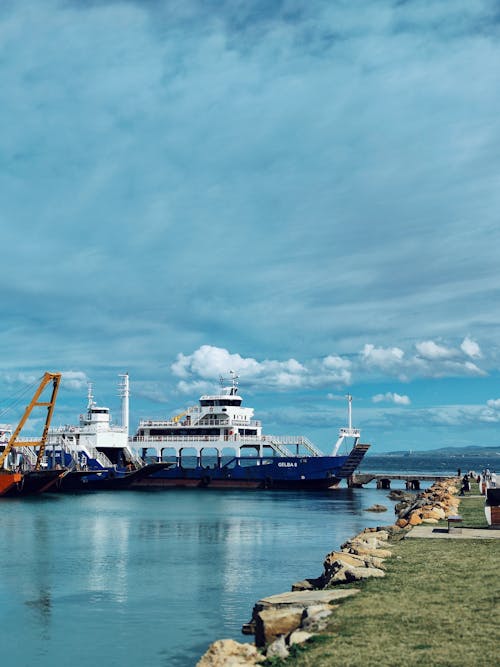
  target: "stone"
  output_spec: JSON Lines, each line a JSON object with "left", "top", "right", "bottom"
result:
{"left": 197, "top": 639, "right": 264, "bottom": 666}
{"left": 408, "top": 511, "right": 423, "bottom": 526}
{"left": 291, "top": 579, "right": 318, "bottom": 591}
{"left": 254, "top": 588, "right": 359, "bottom": 612}
{"left": 365, "top": 504, "right": 388, "bottom": 512}
{"left": 324, "top": 550, "right": 367, "bottom": 569}
{"left": 396, "top": 518, "right": 409, "bottom": 528}
{"left": 345, "top": 545, "right": 393, "bottom": 559}
{"left": 255, "top": 607, "right": 303, "bottom": 647}
{"left": 288, "top": 630, "right": 314, "bottom": 646}
{"left": 265, "top": 635, "right": 289, "bottom": 660}
{"left": 421, "top": 518, "right": 439, "bottom": 524}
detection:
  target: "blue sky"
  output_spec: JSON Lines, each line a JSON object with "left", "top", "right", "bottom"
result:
{"left": 1, "top": 0, "right": 500, "bottom": 452}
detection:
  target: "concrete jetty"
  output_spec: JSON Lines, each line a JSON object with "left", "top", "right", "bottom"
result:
{"left": 348, "top": 472, "right": 454, "bottom": 490}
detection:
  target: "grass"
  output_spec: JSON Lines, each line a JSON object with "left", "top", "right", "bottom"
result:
{"left": 268, "top": 492, "right": 499, "bottom": 667}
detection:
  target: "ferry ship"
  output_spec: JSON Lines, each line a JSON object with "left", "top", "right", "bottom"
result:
{"left": 46, "top": 375, "right": 165, "bottom": 491}
{"left": 131, "top": 372, "right": 369, "bottom": 490}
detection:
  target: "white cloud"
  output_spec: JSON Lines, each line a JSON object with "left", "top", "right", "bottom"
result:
{"left": 61, "top": 371, "right": 88, "bottom": 391}
{"left": 171, "top": 345, "right": 308, "bottom": 391}
{"left": 372, "top": 392, "right": 410, "bottom": 405}
{"left": 171, "top": 345, "right": 352, "bottom": 393}
{"left": 486, "top": 398, "right": 500, "bottom": 409}
{"left": 361, "top": 344, "right": 404, "bottom": 369}
{"left": 460, "top": 336, "right": 482, "bottom": 359}
{"left": 415, "top": 340, "right": 455, "bottom": 360}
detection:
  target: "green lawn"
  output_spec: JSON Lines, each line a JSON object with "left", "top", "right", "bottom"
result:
{"left": 264, "top": 493, "right": 499, "bottom": 667}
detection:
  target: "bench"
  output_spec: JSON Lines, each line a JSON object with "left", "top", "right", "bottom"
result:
{"left": 447, "top": 515, "right": 463, "bottom": 534}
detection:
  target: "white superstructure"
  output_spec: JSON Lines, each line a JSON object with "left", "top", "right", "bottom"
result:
{"left": 132, "top": 372, "right": 345, "bottom": 466}
{"left": 47, "top": 374, "right": 141, "bottom": 469}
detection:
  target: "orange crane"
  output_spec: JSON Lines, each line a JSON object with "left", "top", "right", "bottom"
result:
{"left": 0, "top": 372, "right": 62, "bottom": 496}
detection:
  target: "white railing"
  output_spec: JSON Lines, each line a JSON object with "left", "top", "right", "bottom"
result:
{"left": 124, "top": 446, "right": 144, "bottom": 469}
{"left": 16, "top": 446, "right": 39, "bottom": 466}
{"left": 138, "top": 418, "right": 261, "bottom": 428}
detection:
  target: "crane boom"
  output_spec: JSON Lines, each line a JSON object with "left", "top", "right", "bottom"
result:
{"left": 0, "top": 372, "right": 62, "bottom": 470}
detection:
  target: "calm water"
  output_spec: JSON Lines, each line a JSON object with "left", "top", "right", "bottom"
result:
{"left": 0, "top": 485, "right": 403, "bottom": 667}
{"left": 2, "top": 453, "right": 497, "bottom": 666}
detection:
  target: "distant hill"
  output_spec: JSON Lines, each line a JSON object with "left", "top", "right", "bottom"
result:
{"left": 369, "top": 445, "right": 500, "bottom": 457}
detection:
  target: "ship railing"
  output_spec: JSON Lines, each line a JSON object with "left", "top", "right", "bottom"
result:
{"left": 130, "top": 434, "right": 310, "bottom": 448}
{"left": 262, "top": 438, "right": 294, "bottom": 457}
{"left": 137, "top": 418, "right": 261, "bottom": 428}
{"left": 14, "top": 446, "right": 39, "bottom": 468}
{"left": 87, "top": 447, "right": 114, "bottom": 468}
{"left": 124, "top": 446, "right": 145, "bottom": 469}
{"left": 296, "top": 436, "right": 324, "bottom": 457}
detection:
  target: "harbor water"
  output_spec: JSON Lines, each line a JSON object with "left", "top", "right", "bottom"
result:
{"left": 2, "top": 451, "right": 496, "bottom": 667}
{"left": 1, "top": 484, "right": 404, "bottom": 667}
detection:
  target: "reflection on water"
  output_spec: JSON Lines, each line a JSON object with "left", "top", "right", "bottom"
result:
{"left": 0, "top": 486, "right": 399, "bottom": 667}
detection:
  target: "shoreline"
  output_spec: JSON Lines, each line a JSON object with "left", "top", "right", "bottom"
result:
{"left": 197, "top": 477, "right": 499, "bottom": 665}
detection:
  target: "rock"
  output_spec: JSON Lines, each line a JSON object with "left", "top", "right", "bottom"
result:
{"left": 301, "top": 604, "right": 335, "bottom": 631}
{"left": 254, "top": 588, "right": 359, "bottom": 613}
{"left": 324, "top": 550, "right": 367, "bottom": 569}
{"left": 396, "top": 518, "right": 409, "bottom": 528}
{"left": 252, "top": 589, "right": 358, "bottom": 643}
{"left": 288, "top": 630, "right": 314, "bottom": 646}
{"left": 346, "top": 545, "right": 393, "bottom": 559}
{"left": 291, "top": 578, "right": 320, "bottom": 591}
{"left": 365, "top": 504, "right": 388, "bottom": 512}
{"left": 408, "top": 511, "right": 423, "bottom": 526}
{"left": 303, "top": 604, "right": 334, "bottom": 623}
{"left": 254, "top": 607, "right": 303, "bottom": 647}
{"left": 265, "top": 635, "right": 289, "bottom": 660}
{"left": 421, "top": 518, "right": 439, "bottom": 524}
{"left": 197, "top": 639, "right": 264, "bottom": 666}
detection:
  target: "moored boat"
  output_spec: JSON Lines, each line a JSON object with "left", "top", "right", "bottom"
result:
{"left": 131, "top": 373, "right": 370, "bottom": 490}
{"left": 46, "top": 374, "right": 171, "bottom": 491}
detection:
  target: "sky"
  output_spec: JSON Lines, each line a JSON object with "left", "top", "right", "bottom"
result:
{"left": 1, "top": 0, "right": 500, "bottom": 453}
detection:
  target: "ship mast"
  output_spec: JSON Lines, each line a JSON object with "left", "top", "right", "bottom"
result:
{"left": 119, "top": 373, "right": 129, "bottom": 435}
{"left": 331, "top": 394, "right": 360, "bottom": 456}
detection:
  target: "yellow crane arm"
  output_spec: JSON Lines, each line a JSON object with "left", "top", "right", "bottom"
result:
{"left": 0, "top": 372, "right": 62, "bottom": 470}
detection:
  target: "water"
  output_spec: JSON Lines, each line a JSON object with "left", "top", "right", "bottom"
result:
{"left": 361, "top": 453, "right": 498, "bottom": 477}
{"left": 3, "top": 449, "right": 497, "bottom": 667}
{"left": 0, "top": 485, "right": 401, "bottom": 667}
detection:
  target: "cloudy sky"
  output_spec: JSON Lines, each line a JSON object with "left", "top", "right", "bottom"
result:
{"left": 1, "top": 0, "right": 499, "bottom": 452}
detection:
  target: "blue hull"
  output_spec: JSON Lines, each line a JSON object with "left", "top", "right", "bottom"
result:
{"left": 133, "top": 446, "right": 369, "bottom": 490}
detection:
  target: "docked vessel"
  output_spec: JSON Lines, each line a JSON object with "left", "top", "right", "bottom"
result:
{"left": 131, "top": 372, "right": 369, "bottom": 490}
{"left": 0, "top": 372, "right": 65, "bottom": 497}
{"left": 46, "top": 374, "right": 166, "bottom": 491}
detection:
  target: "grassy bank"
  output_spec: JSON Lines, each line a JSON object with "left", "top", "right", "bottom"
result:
{"left": 266, "top": 491, "right": 499, "bottom": 667}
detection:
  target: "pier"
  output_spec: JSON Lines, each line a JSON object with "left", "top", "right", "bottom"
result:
{"left": 348, "top": 473, "right": 455, "bottom": 490}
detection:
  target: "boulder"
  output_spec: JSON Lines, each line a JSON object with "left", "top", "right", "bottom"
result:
{"left": 291, "top": 579, "right": 319, "bottom": 592}
{"left": 365, "top": 504, "right": 388, "bottom": 512}
{"left": 408, "top": 511, "right": 423, "bottom": 526}
{"left": 343, "top": 543, "right": 393, "bottom": 559}
{"left": 197, "top": 639, "right": 264, "bottom": 666}
{"left": 327, "top": 565, "right": 385, "bottom": 586}
{"left": 254, "top": 588, "right": 358, "bottom": 612}
{"left": 265, "top": 635, "right": 289, "bottom": 660}
{"left": 288, "top": 630, "right": 314, "bottom": 646}
{"left": 254, "top": 607, "right": 303, "bottom": 647}
{"left": 301, "top": 604, "right": 334, "bottom": 631}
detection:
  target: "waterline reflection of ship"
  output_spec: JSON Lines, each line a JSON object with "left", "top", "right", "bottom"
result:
{"left": 131, "top": 373, "right": 369, "bottom": 490}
